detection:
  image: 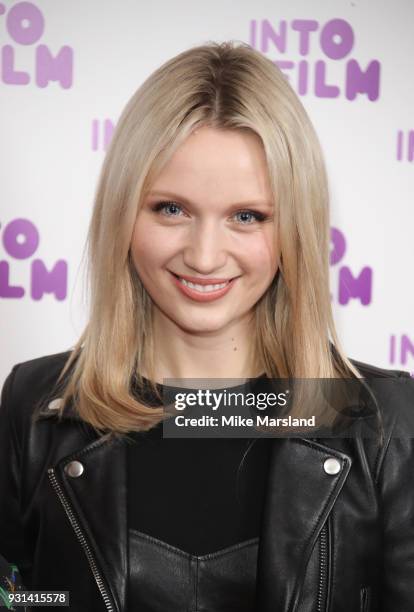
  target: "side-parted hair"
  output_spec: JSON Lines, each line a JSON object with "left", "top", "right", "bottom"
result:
{"left": 52, "top": 40, "right": 362, "bottom": 435}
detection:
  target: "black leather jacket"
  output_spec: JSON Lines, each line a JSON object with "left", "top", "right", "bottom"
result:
{"left": 0, "top": 351, "right": 414, "bottom": 612}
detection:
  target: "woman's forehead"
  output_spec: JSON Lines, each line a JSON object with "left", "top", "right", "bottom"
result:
{"left": 146, "top": 128, "right": 273, "bottom": 205}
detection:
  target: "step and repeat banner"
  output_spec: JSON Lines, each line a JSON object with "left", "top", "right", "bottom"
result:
{"left": 1, "top": 0, "right": 413, "bottom": 382}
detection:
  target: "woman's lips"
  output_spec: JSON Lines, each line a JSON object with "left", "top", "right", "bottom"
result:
{"left": 169, "top": 271, "right": 238, "bottom": 302}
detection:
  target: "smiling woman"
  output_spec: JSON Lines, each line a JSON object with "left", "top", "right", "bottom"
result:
{"left": 1, "top": 40, "right": 414, "bottom": 612}
{"left": 65, "top": 41, "right": 350, "bottom": 421}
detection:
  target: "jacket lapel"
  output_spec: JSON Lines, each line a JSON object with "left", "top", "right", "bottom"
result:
{"left": 256, "top": 437, "right": 352, "bottom": 611}
{"left": 46, "top": 422, "right": 128, "bottom": 612}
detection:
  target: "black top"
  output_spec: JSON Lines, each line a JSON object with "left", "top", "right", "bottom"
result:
{"left": 127, "top": 376, "right": 272, "bottom": 556}
{"left": 128, "top": 530, "right": 260, "bottom": 611}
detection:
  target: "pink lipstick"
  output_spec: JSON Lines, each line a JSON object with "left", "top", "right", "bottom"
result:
{"left": 169, "top": 271, "right": 238, "bottom": 303}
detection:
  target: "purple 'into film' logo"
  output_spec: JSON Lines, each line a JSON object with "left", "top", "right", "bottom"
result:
{"left": 330, "top": 227, "right": 373, "bottom": 305}
{"left": 396, "top": 130, "right": 414, "bottom": 162}
{"left": 0, "top": 218, "right": 68, "bottom": 300}
{"left": 0, "top": 1, "right": 73, "bottom": 88}
{"left": 250, "top": 18, "right": 380, "bottom": 100}
{"left": 390, "top": 335, "right": 414, "bottom": 375}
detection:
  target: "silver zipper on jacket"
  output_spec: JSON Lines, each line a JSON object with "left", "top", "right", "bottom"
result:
{"left": 316, "top": 522, "right": 329, "bottom": 612}
{"left": 47, "top": 467, "right": 115, "bottom": 612}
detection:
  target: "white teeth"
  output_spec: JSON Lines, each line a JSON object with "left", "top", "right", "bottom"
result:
{"left": 179, "top": 278, "right": 229, "bottom": 292}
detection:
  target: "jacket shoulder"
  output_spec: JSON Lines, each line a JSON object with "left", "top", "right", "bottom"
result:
{"left": 349, "top": 359, "right": 414, "bottom": 449}
{"left": 1, "top": 350, "right": 74, "bottom": 431}
{"left": 10, "top": 349, "right": 74, "bottom": 397}
{"left": 12, "top": 349, "right": 74, "bottom": 380}
{"left": 349, "top": 357, "right": 412, "bottom": 379}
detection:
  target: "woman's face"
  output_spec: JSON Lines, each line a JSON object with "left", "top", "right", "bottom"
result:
{"left": 130, "top": 126, "right": 280, "bottom": 335}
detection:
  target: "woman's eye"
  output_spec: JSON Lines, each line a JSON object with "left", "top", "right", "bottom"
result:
{"left": 233, "top": 210, "right": 267, "bottom": 224}
{"left": 150, "top": 201, "right": 269, "bottom": 224}
{"left": 152, "top": 201, "right": 183, "bottom": 216}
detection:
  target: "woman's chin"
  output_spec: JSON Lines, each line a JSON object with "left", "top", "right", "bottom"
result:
{"left": 173, "top": 314, "right": 232, "bottom": 335}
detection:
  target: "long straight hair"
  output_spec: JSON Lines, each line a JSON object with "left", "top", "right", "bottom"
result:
{"left": 52, "top": 40, "right": 361, "bottom": 435}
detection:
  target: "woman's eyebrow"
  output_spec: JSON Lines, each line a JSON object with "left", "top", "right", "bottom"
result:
{"left": 146, "top": 190, "right": 273, "bottom": 209}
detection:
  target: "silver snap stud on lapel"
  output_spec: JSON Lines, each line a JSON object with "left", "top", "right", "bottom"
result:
{"left": 65, "top": 461, "right": 84, "bottom": 478}
{"left": 323, "top": 457, "right": 341, "bottom": 475}
{"left": 48, "top": 398, "right": 63, "bottom": 411}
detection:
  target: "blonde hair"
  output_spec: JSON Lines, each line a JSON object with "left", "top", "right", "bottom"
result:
{"left": 51, "top": 40, "right": 361, "bottom": 436}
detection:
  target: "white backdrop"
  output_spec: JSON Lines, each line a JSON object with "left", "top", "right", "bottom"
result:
{"left": 1, "top": 0, "right": 413, "bottom": 384}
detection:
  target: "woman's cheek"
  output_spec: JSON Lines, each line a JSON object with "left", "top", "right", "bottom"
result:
{"left": 246, "top": 235, "right": 278, "bottom": 273}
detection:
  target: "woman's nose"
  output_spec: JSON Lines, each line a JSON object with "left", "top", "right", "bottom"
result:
{"left": 182, "top": 220, "right": 227, "bottom": 274}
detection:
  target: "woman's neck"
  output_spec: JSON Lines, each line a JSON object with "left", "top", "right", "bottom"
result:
{"left": 146, "top": 310, "right": 262, "bottom": 382}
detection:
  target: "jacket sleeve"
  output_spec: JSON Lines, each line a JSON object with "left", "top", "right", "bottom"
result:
{"left": 377, "top": 375, "right": 414, "bottom": 611}
{"left": 0, "top": 365, "right": 32, "bottom": 581}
